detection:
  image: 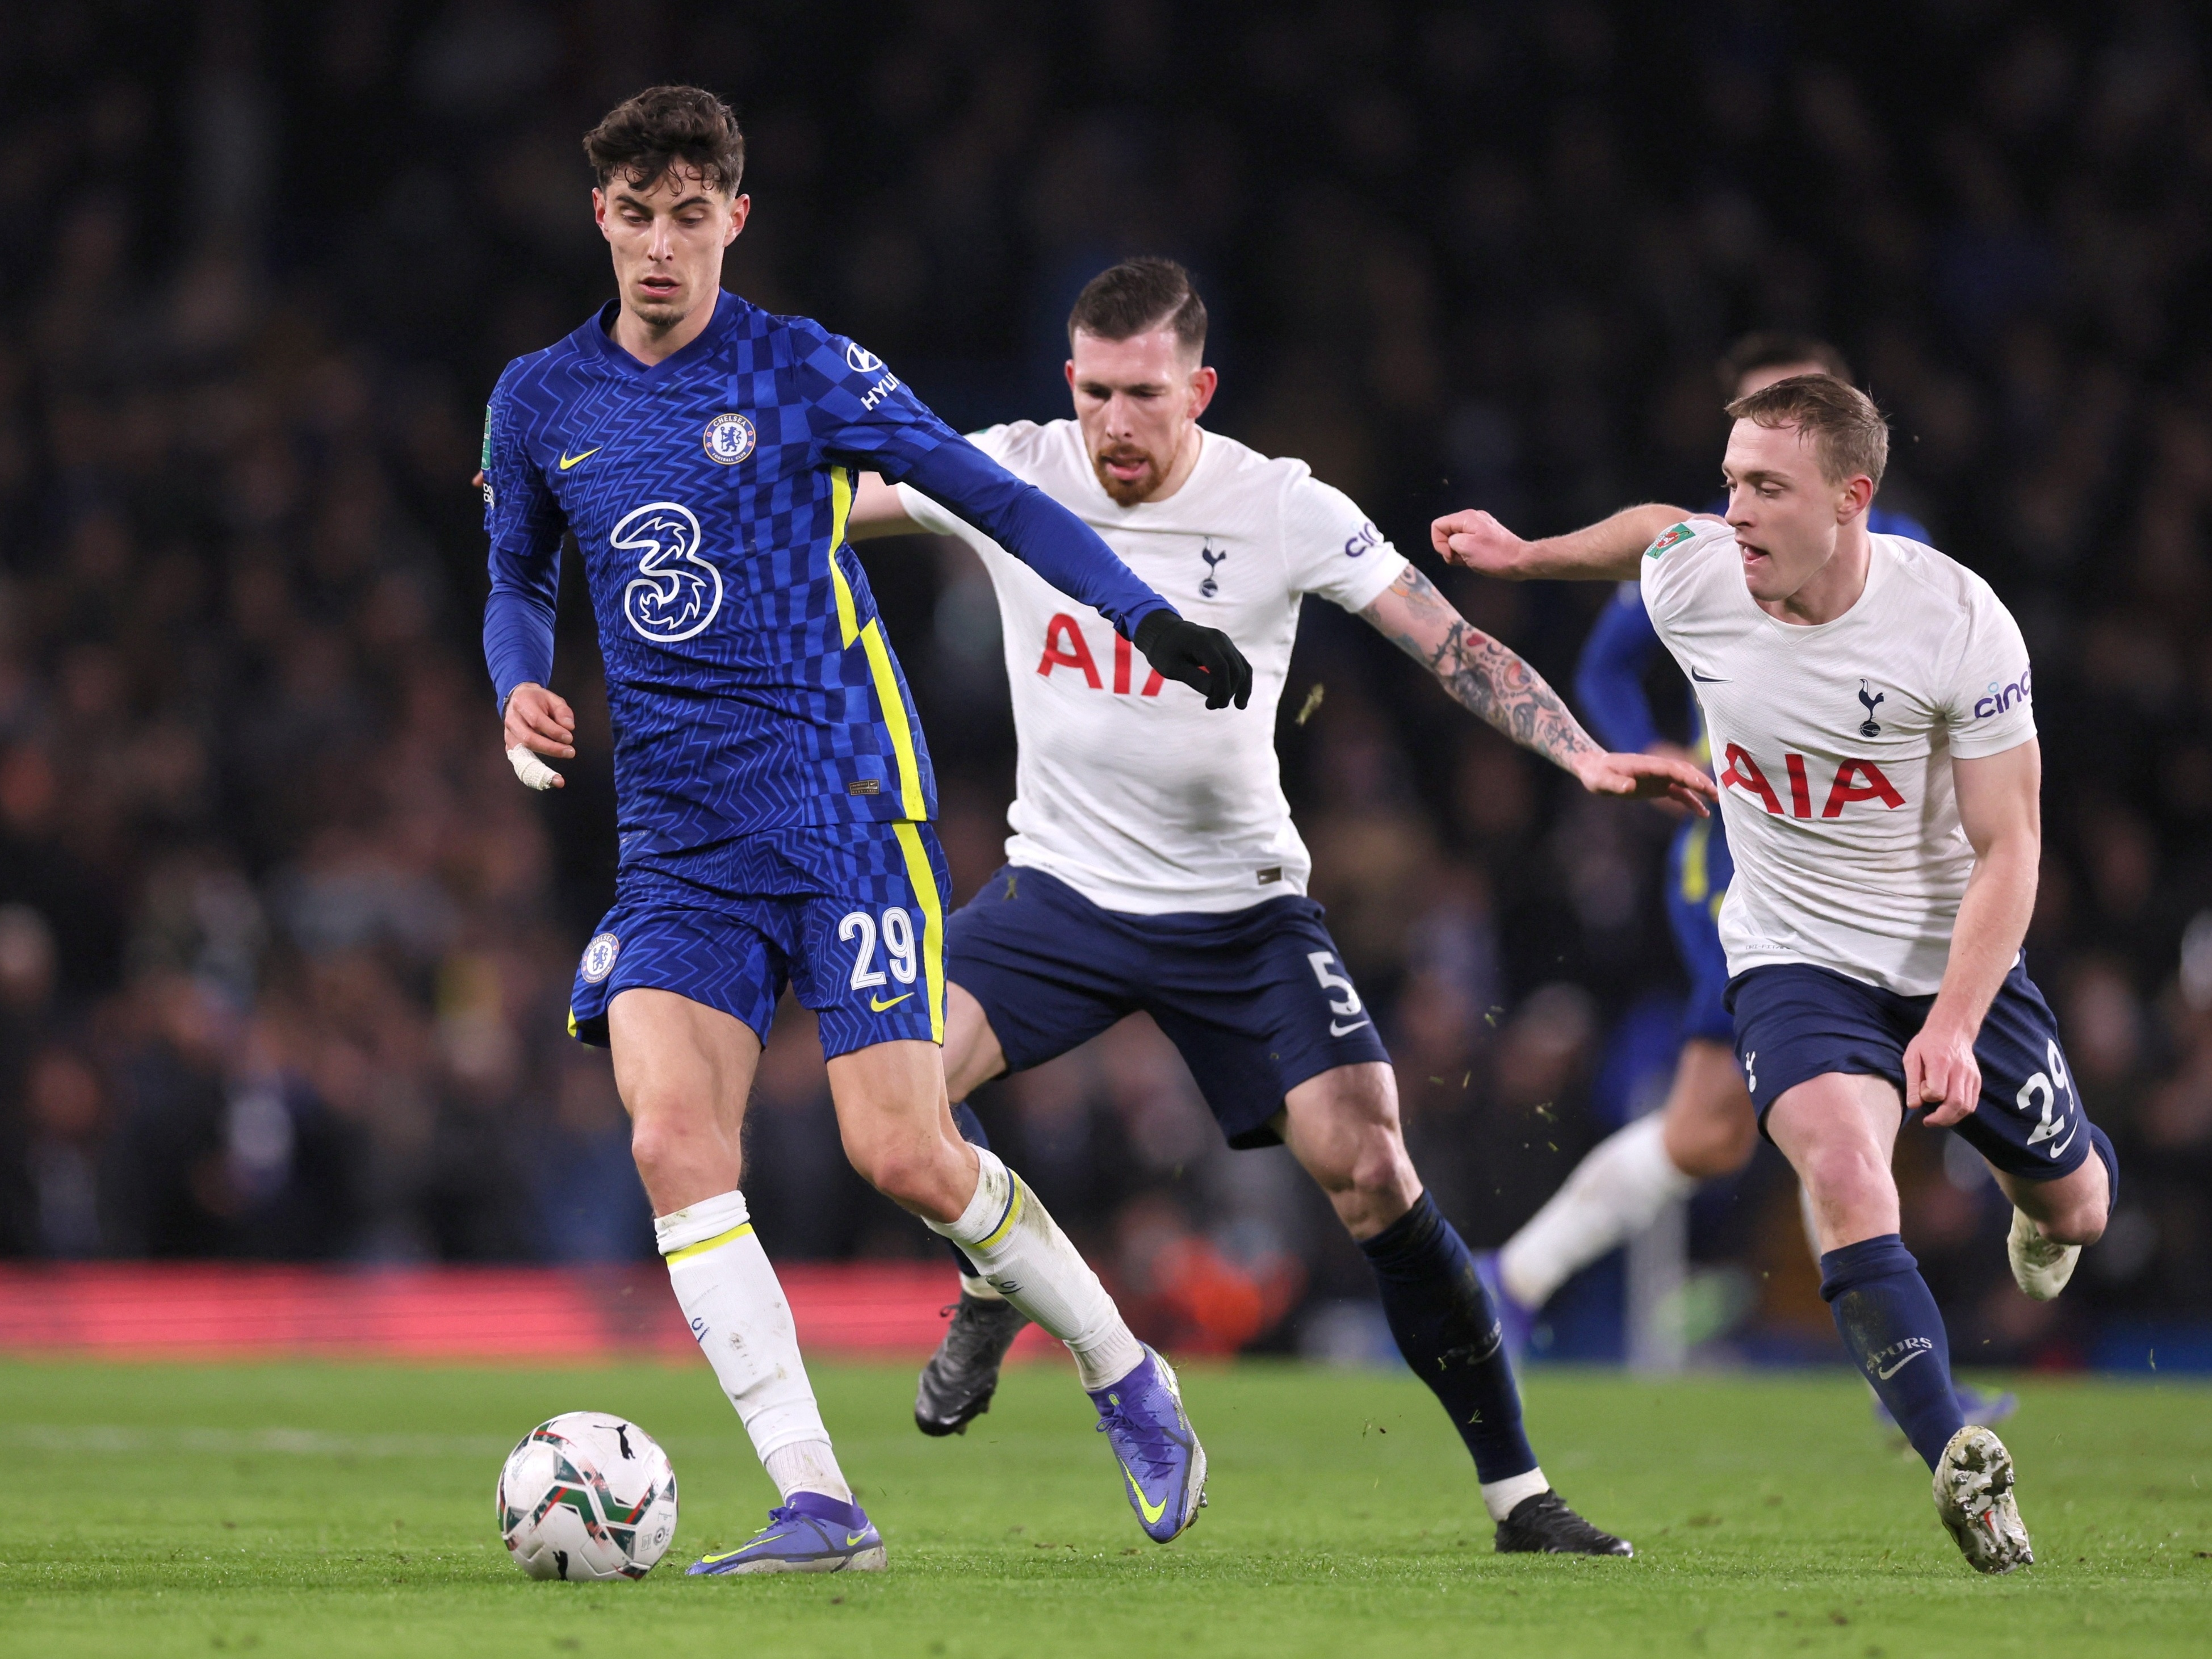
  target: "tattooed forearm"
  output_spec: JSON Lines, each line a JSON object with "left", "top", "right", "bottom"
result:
{"left": 1361, "top": 565, "right": 1599, "bottom": 771}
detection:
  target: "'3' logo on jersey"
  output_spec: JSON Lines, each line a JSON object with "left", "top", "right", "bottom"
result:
{"left": 614, "top": 501, "right": 723, "bottom": 643}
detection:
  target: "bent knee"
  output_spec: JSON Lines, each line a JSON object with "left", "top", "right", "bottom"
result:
{"left": 1799, "top": 1142, "right": 1893, "bottom": 1206}
{"left": 629, "top": 1110, "right": 717, "bottom": 1187}
{"left": 1667, "top": 1112, "right": 1758, "bottom": 1181}
{"left": 2042, "top": 1203, "right": 2105, "bottom": 1249}
{"left": 844, "top": 1137, "right": 958, "bottom": 1212}
{"left": 1350, "top": 1134, "right": 1417, "bottom": 1204}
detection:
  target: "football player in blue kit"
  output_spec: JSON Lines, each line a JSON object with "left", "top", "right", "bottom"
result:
{"left": 482, "top": 87, "right": 1253, "bottom": 1573}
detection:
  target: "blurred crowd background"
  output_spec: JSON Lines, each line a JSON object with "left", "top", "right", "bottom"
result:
{"left": 2, "top": 0, "right": 2208, "bottom": 1371}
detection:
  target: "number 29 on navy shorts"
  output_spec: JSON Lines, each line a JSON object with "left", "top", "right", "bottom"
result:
{"left": 1725, "top": 957, "right": 2094, "bottom": 1183}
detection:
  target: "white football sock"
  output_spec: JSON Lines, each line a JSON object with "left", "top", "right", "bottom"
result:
{"left": 656, "top": 1190, "right": 852, "bottom": 1505}
{"left": 1497, "top": 1113, "right": 1697, "bottom": 1310}
{"left": 960, "top": 1273, "right": 1008, "bottom": 1301}
{"left": 927, "top": 1147, "right": 1141, "bottom": 1390}
{"left": 1480, "top": 1468, "right": 1551, "bottom": 1522}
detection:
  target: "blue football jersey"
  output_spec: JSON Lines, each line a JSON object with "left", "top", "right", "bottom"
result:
{"left": 483, "top": 292, "right": 956, "bottom": 854}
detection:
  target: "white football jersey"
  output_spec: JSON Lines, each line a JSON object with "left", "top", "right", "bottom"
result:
{"left": 1640, "top": 518, "right": 2037, "bottom": 995}
{"left": 895, "top": 420, "right": 1406, "bottom": 913}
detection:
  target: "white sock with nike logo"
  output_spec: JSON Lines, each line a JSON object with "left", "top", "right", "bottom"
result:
{"left": 656, "top": 1189, "right": 852, "bottom": 1504}
{"left": 928, "top": 1147, "right": 1143, "bottom": 1390}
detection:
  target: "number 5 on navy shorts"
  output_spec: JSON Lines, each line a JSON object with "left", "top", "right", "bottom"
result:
{"left": 1724, "top": 958, "right": 2093, "bottom": 1182}
{"left": 945, "top": 864, "right": 1392, "bottom": 1149}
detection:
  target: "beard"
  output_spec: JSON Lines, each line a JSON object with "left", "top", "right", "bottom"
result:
{"left": 1090, "top": 445, "right": 1162, "bottom": 506}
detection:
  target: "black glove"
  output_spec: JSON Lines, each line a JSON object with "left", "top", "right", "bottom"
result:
{"left": 1133, "top": 609, "right": 1254, "bottom": 711}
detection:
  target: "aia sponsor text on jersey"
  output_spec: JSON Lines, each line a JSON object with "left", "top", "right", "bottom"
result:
{"left": 1719, "top": 744, "right": 1905, "bottom": 819}
{"left": 1036, "top": 613, "right": 1166, "bottom": 697}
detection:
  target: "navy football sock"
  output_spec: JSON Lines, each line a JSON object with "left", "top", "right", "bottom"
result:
{"left": 1820, "top": 1234, "right": 1964, "bottom": 1471}
{"left": 942, "top": 1101, "right": 992, "bottom": 1279}
{"left": 1360, "top": 1192, "right": 1538, "bottom": 1484}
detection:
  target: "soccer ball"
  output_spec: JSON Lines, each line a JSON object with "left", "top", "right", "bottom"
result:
{"left": 496, "top": 1412, "right": 678, "bottom": 1581}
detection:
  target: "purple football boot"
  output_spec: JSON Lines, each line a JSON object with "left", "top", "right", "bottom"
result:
{"left": 1090, "top": 1346, "right": 1207, "bottom": 1543}
{"left": 687, "top": 1491, "right": 885, "bottom": 1576}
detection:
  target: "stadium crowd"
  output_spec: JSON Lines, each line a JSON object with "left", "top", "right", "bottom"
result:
{"left": 1, "top": 1, "right": 2207, "bottom": 1368}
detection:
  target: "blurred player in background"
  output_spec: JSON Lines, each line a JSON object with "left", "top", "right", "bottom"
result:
{"left": 850, "top": 258, "right": 1712, "bottom": 1555}
{"left": 484, "top": 90, "right": 1252, "bottom": 1570}
{"left": 1435, "top": 374, "right": 2117, "bottom": 1573}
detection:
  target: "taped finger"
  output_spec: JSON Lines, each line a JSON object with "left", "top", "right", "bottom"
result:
{"left": 506, "top": 743, "right": 563, "bottom": 791}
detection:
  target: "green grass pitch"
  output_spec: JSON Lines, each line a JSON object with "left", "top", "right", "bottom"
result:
{"left": 1, "top": 1358, "right": 2205, "bottom": 1657}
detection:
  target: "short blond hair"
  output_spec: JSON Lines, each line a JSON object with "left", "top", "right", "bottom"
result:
{"left": 1725, "top": 372, "right": 1888, "bottom": 491}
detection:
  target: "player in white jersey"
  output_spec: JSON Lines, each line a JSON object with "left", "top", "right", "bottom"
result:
{"left": 848, "top": 259, "right": 1711, "bottom": 1555}
{"left": 1434, "top": 372, "right": 2117, "bottom": 1573}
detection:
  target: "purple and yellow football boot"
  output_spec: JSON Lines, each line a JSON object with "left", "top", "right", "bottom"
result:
{"left": 1090, "top": 1346, "right": 1207, "bottom": 1543}
{"left": 686, "top": 1492, "right": 885, "bottom": 1576}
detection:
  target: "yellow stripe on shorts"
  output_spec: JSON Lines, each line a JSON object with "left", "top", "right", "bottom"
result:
{"left": 893, "top": 820, "right": 946, "bottom": 1044}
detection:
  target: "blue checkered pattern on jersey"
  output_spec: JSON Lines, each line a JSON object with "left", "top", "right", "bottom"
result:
{"left": 483, "top": 292, "right": 951, "bottom": 854}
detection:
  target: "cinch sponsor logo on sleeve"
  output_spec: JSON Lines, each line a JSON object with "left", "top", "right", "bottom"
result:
{"left": 1342, "top": 521, "right": 1384, "bottom": 559}
{"left": 1974, "top": 667, "right": 2032, "bottom": 720}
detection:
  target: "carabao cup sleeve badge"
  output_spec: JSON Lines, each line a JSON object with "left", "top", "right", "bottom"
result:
{"left": 580, "top": 932, "right": 621, "bottom": 984}
{"left": 702, "top": 412, "right": 756, "bottom": 465}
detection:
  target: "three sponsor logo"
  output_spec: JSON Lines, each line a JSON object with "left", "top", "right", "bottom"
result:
{"left": 614, "top": 501, "right": 723, "bottom": 643}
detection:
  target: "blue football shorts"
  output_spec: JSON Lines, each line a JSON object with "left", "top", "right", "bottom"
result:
{"left": 1666, "top": 812, "right": 1736, "bottom": 1045}
{"left": 945, "top": 864, "right": 1392, "bottom": 1150}
{"left": 567, "top": 822, "right": 951, "bottom": 1061}
{"left": 1725, "top": 956, "right": 2093, "bottom": 1182}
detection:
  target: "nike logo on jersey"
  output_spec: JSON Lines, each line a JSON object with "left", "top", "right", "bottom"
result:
{"left": 870, "top": 992, "right": 914, "bottom": 1012}
{"left": 1330, "top": 1018, "right": 1372, "bottom": 1037}
{"left": 558, "top": 447, "right": 601, "bottom": 470}
{"left": 1875, "top": 1347, "right": 1930, "bottom": 1380}
{"left": 1690, "top": 667, "right": 1728, "bottom": 682}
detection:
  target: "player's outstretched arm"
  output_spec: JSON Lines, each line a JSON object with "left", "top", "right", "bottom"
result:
{"left": 898, "top": 440, "right": 1252, "bottom": 709}
{"left": 1431, "top": 503, "right": 1697, "bottom": 582}
{"left": 1359, "top": 565, "right": 1714, "bottom": 814}
{"left": 1907, "top": 740, "right": 2043, "bottom": 1126}
{"left": 845, "top": 471, "right": 920, "bottom": 541}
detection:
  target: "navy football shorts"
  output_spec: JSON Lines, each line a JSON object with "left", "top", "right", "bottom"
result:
{"left": 1725, "top": 957, "right": 2093, "bottom": 1182}
{"left": 568, "top": 823, "right": 951, "bottom": 1061}
{"left": 1666, "top": 812, "right": 1736, "bottom": 1045}
{"left": 946, "top": 864, "right": 1392, "bottom": 1150}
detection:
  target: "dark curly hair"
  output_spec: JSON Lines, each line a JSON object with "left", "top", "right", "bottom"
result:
{"left": 583, "top": 85, "right": 745, "bottom": 196}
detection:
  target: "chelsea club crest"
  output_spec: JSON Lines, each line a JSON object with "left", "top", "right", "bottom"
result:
{"left": 702, "top": 412, "right": 756, "bottom": 466}
{"left": 580, "top": 932, "right": 621, "bottom": 984}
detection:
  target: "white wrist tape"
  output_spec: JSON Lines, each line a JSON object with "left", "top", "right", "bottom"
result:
{"left": 505, "top": 743, "right": 563, "bottom": 790}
